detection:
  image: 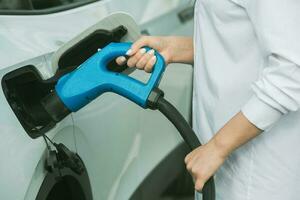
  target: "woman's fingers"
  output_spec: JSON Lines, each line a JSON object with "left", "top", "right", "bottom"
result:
{"left": 184, "top": 142, "right": 226, "bottom": 192}
{"left": 125, "top": 48, "right": 157, "bottom": 72}
{"left": 185, "top": 153, "right": 208, "bottom": 192}
{"left": 136, "top": 49, "right": 155, "bottom": 69}
{"left": 127, "top": 48, "right": 147, "bottom": 67}
{"left": 115, "top": 36, "right": 174, "bottom": 70}
{"left": 195, "top": 179, "right": 205, "bottom": 192}
{"left": 144, "top": 56, "right": 157, "bottom": 73}
{"left": 184, "top": 147, "right": 198, "bottom": 164}
{"left": 116, "top": 56, "right": 127, "bottom": 66}
{"left": 116, "top": 35, "right": 159, "bottom": 71}
{"left": 116, "top": 48, "right": 157, "bottom": 72}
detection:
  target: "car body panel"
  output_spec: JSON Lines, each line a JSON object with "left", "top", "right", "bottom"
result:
{"left": 0, "top": 0, "right": 191, "bottom": 70}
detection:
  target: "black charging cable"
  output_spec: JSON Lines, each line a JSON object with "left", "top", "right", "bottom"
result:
{"left": 147, "top": 88, "right": 216, "bottom": 200}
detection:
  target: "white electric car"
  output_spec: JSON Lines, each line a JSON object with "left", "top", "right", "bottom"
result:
{"left": 0, "top": 1, "right": 195, "bottom": 199}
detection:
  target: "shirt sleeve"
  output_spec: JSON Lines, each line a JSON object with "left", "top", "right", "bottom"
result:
{"left": 240, "top": 0, "right": 300, "bottom": 130}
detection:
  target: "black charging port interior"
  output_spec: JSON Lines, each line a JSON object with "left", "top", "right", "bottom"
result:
{"left": 2, "top": 66, "right": 56, "bottom": 138}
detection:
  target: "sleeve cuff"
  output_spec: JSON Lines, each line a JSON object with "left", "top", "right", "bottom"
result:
{"left": 241, "top": 95, "right": 283, "bottom": 130}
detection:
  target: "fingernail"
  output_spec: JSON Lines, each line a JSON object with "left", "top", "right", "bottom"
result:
{"left": 148, "top": 49, "right": 155, "bottom": 55}
{"left": 119, "top": 56, "right": 126, "bottom": 63}
{"left": 151, "top": 56, "right": 157, "bottom": 62}
{"left": 126, "top": 49, "right": 132, "bottom": 55}
{"left": 139, "top": 48, "right": 146, "bottom": 54}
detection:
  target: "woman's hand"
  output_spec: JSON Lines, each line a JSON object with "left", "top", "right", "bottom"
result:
{"left": 116, "top": 36, "right": 193, "bottom": 72}
{"left": 185, "top": 112, "right": 261, "bottom": 192}
{"left": 185, "top": 140, "right": 226, "bottom": 192}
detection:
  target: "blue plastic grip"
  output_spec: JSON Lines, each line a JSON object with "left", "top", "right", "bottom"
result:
{"left": 55, "top": 42, "right": 166, "bottom": 112}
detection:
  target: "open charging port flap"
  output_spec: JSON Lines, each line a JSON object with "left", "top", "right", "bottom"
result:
{"left": 2, "top": 25, "right": 128, "bottom": 138}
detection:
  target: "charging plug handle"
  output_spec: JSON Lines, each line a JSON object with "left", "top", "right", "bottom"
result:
{"left": 55, "top": 42, "right": 166, "bottom": 112}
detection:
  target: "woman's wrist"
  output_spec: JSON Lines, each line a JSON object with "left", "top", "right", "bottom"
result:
{"left": 167, "top": 36, "right": 194, "bottom": 64}
{"left": 209, "top": 133, "right": 233, "bottom": 159}
{"left": 207, "top": 112, "right": 262, "bottom": 159}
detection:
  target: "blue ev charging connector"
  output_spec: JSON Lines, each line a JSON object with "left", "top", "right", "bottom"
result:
{"left": 41, "top": 42, "right": 215, "bottom": 200}
{"left": 56, "top": 42, "right": 165, "bottom": 112}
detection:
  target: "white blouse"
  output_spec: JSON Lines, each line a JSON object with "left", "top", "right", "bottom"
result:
{"left": 193, "top": 0, "right": 300, "bottom": 199}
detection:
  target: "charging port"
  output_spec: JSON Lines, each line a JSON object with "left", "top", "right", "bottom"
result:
{"left": 2, "top": 66, "right": 56, "bottom": 138}
{"left": 2, "top": 26, "right": 128, "bottom": 138}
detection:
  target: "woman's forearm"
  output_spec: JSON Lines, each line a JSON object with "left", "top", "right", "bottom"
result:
{"left": 210, "top": 112, "right": 262, "bottom": 158}
{"left": 168, "top": 36, "right": 194, "bottom": 64}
